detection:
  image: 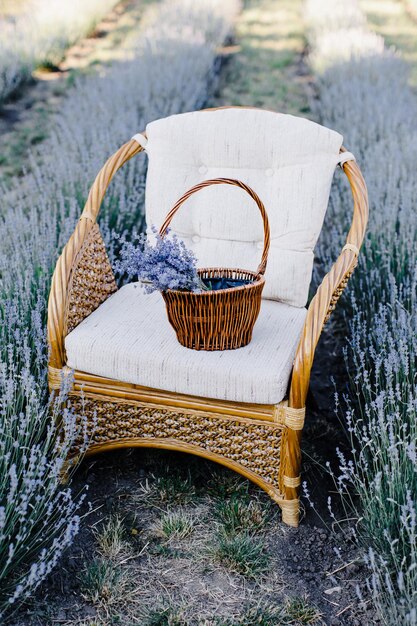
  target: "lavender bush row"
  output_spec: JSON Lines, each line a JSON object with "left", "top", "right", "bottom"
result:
{"left": 0, "top": 0, "right": 239, "bottom": 616}
{"left": 306, "top": 1, "right": 417, "bottom": 624}
{"left": 0, "top": 358, "right": 88, "bottom": 615}
{"left": 0, "top": 0, "right": 120, "bottom": 104}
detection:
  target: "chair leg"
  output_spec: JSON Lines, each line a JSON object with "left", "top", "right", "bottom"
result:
{"left": 280, "top": 497, "right": 300, "bottom": 527}
{"left": 280, "top": 422, "right": 303, "bottom": 528}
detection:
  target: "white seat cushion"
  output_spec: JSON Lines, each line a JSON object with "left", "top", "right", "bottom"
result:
{"left": 144, "top": 108, "right": 343, "bottom": 307}
{"left": 65, "top": 283, "right": 307, "bottom": 405}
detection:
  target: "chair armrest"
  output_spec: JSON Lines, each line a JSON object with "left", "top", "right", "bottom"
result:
{"left": 289, "top": 151, "right": 369, "bottom": 409}
{"left": 47, "top": 138, "right": 145, "bottom": 373}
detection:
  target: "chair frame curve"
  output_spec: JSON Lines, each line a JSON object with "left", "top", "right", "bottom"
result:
{"left": 47, "top": 107, "right": 369, "bottom": 527}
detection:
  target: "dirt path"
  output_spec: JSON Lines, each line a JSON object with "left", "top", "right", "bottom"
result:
{"left": 209, "top": 0, "right": 311, "bottom": 114}
{"left": 0, "top": 0, "right": 155, "bottom": 183}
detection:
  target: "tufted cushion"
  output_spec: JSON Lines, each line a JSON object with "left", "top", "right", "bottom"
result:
{"left": 65, "top": 283, "right": 307, "bottom": 405}
{"left": 143, "top": 108, "right": 343, "bottom": 307}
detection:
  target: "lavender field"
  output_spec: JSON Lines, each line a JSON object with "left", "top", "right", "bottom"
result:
{"left": 0, "top": 0, "right": 415, "bottom": 624}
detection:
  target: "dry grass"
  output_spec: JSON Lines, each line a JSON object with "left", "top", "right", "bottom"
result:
{"left": 207, "top": 531, "right": 270, "bottom": 578}
{"left": 214, "top": 497, "right": 270, "bottom": 534}
{"left": 94, "top": 515, "right": 130, "bottom": 560}
{"left": 151, "top": 509, "right": 198, "bottom": 542}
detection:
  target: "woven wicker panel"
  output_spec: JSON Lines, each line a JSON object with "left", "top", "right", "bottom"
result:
{"left": 64, "top": 223, "right": 117, "bottom": 335}
{"left": 70, "top": 394, "right": 285, "bottom": 490}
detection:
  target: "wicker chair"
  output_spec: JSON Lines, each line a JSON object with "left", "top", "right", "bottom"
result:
{"left": 47, "top": 107, "right": 368, "bottom": 527}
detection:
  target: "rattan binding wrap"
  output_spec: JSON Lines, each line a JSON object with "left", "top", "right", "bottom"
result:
{"left": 47, "top": 107, "right": 369, "bottom": 527}
{"left": 159, "top": 178, "right": 270, "bottom": 350}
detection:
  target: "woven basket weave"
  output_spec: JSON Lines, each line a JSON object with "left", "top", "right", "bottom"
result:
{"left": 159, "top": 178, "right": 270, "bottom": 351}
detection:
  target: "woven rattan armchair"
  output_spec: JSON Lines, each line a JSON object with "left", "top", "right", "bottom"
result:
{"left": 48, "top": 107, "right": 368, "bottom": 527}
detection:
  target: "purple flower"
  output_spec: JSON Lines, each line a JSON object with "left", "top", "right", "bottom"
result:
{"left": 115, "top": 226, "right": 201, "bottom": 293}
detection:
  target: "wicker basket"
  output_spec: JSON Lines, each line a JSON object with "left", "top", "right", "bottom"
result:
{"left": 159, "top": 178, "right": 270, "bottom": 351}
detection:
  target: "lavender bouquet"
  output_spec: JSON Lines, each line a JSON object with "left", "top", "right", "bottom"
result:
{"left": 115, "top": 227, "right": 202, "bottom": 293}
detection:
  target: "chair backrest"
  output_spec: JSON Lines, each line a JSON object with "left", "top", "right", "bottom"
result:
{"left": 143, "top": 107, "right": 343, "bottom": 307}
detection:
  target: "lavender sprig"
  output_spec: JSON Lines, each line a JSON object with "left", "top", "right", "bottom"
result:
{"left": 115, "top": 226, "right": 204, "bottom": 293}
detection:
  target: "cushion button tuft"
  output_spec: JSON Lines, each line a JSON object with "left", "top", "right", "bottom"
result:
{"left": 192, "top": 235, "right": 200, "bottom": 243}
{"left": 265, "top": 168, "right": 273, "bottom": 177}
{"left": 198, "top": 165, "right": 208, "bottom": 174}
{"left": 256, "top": 241, "right": 263, "bottom": 250}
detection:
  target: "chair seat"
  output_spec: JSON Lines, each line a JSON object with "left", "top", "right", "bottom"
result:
{"left": 65, "top": 284, "right": 307, "bottom": 405}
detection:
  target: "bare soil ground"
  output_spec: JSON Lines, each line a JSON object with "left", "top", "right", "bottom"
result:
{"left": 12, "top": 450, "right": 374, "bottom": 626}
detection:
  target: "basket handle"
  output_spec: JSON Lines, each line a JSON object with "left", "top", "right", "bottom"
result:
{"left": 159, "top": 178, "right": 271, "bottom": 276}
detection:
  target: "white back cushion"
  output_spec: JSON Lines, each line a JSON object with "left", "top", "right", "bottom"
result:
{"left": 144, "top": 108, "right": 343, "bottom": 307}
